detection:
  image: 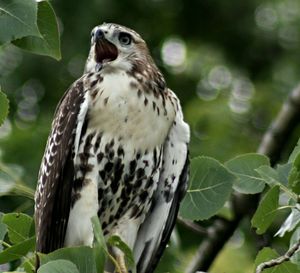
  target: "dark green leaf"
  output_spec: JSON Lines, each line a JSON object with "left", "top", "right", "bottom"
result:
{"left": 255, "top": 247, "right": 300, "bottom": 273}
{"left": 289, "top": 153, "right": 300, "bottom": 194}
{"left": 276, "top": 209, "right": 300, "bottom": 237}
{"left": 225, "top": 153, "right": 269, "bottom": 194}
{"left": 289, "top": 138, "right": 300, "bottom": 163}
{"left": 289, "top": 227, "right": 300, "bottom": 265}
{"left": 180, "top": 156, "right": 235, "bottom": 220}
{"left": 0, "top": 89, "right": 9, "bottom": 126}
{"left": 13, "top": 1, "right": 61, "bottom": 60}
{"left": 2, "top": 213, "right": 34, "bottom": 244}
{"left": 38, "top": 259, "right": 80, "bottom": 273}
{"left": 39, "top": 246, "right": 97, "bottom": 273}
{"left": 0, "top": 170, "right": 15, "bottom": 195}
{"left": 108, "top": 235, "right": 135, "bottom": 272}
{"left": 0, "top": 236, "right": 35, "bottom": 264}
{"left": 0, "top": 0, "right": 40, "bottom": 44}
{"left": 277, "top": 163, "right": 292, "bottom": 185}
{"left": 91, "top": 216, "right": 106, "bottom": 273}
{"left": 251, "top": 186, "right": 280, "bottom": 234}
{"left": 255, "top": 165, "right": 280, "bottom": 186}
{"left": 0, "top": 213, "right": 7, "bottom": 251}
{"left": 20, "top": 254, "right": 35, "bottom": 273}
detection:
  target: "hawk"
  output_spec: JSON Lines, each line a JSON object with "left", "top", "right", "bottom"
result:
{"left": 35, "top": 23, "right": 190, "bottom": 273}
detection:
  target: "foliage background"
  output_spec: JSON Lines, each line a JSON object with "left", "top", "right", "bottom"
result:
{"left": 1, "top": 0, "right": 300, "bottom": 272}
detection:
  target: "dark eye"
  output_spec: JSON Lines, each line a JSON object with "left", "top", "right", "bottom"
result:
{"left": 118, "top": 32, "right": 132, "bottom": 45}
{"left": 91, "top": 31, "right": 94, "bottom": 37}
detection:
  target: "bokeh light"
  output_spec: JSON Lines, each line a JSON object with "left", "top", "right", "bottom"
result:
{"left": 255, "top": 4, "right": 278, "bottom": 31}
{"left": 208, "top": 65, "right": 232, "bottom": 90}
{"left": 196, "top": 79, "right": 219, "bottom": 101}
{"left": 161, "top": 38, "right": 186, "bottom": 73}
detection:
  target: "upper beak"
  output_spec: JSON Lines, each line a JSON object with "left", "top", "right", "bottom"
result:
{"left": 93, "top": 29, "right": 105, "bottom": 44}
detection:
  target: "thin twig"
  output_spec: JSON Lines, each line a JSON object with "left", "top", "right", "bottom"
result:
{"left": 256, "top": 238, "right": 300, "bottom": 273}
{"left": 185, "top": 84, "right": 300, "bottom": 273}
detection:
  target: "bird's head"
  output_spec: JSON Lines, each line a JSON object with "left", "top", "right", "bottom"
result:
{"left": 84, "top": 23, "right": 155, "bottom": 74}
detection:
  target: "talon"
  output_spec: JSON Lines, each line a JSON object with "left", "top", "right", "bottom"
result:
{"left": 116, "top": 255, "right": 128, "bottom": 273}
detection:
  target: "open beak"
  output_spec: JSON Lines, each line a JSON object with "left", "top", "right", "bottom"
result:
{"left": 94, "top": 29, "right": 118, "bottom": 64}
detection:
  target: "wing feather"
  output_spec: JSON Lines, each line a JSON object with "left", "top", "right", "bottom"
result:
{"left": 134, "top": 94, "right": 190, "bottom": 273}
{"left": 35, "top": 79, "right": 87, "bottom": 253}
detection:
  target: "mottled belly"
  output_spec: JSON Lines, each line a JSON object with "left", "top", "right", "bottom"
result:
{"left": 71, "top": 129, "right": 163, "bottom": 236}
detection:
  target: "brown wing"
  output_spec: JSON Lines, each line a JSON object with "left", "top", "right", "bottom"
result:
{"left": 35, "top": 79, "right": 86, "bottom": 254}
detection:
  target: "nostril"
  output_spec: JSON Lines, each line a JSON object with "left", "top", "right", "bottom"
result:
{"left": 95, "top": 29, "right": 104, "bottom": 40}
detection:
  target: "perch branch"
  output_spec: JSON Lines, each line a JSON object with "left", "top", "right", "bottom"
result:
{"left": 185, "top": 84, "right": 300, "bottom": 273}
{"left": 256, "top": 238, "right": 300, "bottom": 273}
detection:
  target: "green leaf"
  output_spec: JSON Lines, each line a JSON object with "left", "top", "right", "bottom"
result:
{"left": 20, "top": 254, "right": 35, "bottom": 273}
{"left": 0, "top": 0, "right": 40, "bottom": 44}
{"left": 39, "top": 246, "right": 97, "bottom": 273}
{"left": 0, "top": 236, "right": 35, "bottom": 264}
{"left": 38, "top": 259, "right": 80, "bottom": 273}
{"left": 180, "top": 156, "right": 235, "bottom": 220}
{"left": 289, "top": 153, "right": 300, "bottom": 194}
{"left": 256, "top": 165, "right": 281, "bottom": 186}
{"left": 0, "top": 89, "right": 9, "bottom": 126}
{"left": 2, "top": 213, "right": 34, "bottom": 244}
{"left": 0, "top": 213, "right": 7, "bottom": 251}
{"left": 108, "top": 235, "right": 135, "bottom": 272}
{"left": 275, "top": 209, "right": 300, "bottom": 237}
{"left": 255, "top": 247, "right": 300, "bottom": 273}
{"left": 13, "top": 1, "right": 61, "bottom": 60}
{"left": 277, "top": 163, "right": 292, "bottom": 185}
{"left": 289, "top": 227, "right": 300, "bottom": 265}
{"left": 225, "top": 153, "right": 269, "bottom": 194}
{"left": 0, "top": 170, "right": 15, "bottom": 195}
{"left": 91, "top": 216, "right": 106, "bottom": 273}
{"left": 289, "top": 138, "right": 300, "bottom": 163}
{"left": 251, "top": 186, "right": 280, "bottom": 234}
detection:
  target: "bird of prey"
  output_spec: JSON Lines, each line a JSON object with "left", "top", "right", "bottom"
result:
{"left": 35, "top": 23, "right": 190, "bottom": 273}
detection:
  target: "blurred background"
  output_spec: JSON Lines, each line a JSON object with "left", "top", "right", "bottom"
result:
{"left": 1, "top": 0, "right": 300, "bottom": 272}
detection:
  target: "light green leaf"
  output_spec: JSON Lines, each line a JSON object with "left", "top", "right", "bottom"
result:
{"left": 225, "top": 153, "right": 269, "bottom": 194}
{"left": 13, "top": 1, "right": 61, "bottom": 60}
{"left": 255, "top": 247, "right": 300, "bottom": 273}
{"left": 0, "top": 236, "right": 35, "bottom": 264}
{"left": 2, "top": 213, "right": 34, "bottom": 244}
{"left": 251, "top": 186, "right": 280, "bottom": 234}
{"left": 108, "top": 235, "right": 135, "bottom": 272}
{"left": 38, "top": 259, "right": 80, "bottom": 273}
{"left": 91, "top": 216, "right": 106, "bottom": 273}
{"left": 39, "top": 246, "right": 97, "bottom": 273}
{"left": 0, "top": 0, "right": 40, "bottom": 44}
{"left": 0, "top": 89, "right": 9, "bottom": 126}
{"left": 180, "top": 156, "right": 235, "bottom": 220}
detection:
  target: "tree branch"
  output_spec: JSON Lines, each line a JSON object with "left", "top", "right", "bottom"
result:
{"left": 177, "top": 216, "right": 208, "bottom": 236}
{"left": 256, "top": 238, "right": 300, "bottom": 273}
{"left": 185, "top": 84, "right": 300, "bottom": 273}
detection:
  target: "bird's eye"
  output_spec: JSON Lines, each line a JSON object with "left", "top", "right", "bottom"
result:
{"left": 91, "top": 31, "right": 94, "bottom": 37}
{"left": 118, "top": 32, "right": 132, "bottom": 45}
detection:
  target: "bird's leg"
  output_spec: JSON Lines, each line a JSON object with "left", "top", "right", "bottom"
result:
{"left": 115, "top": 253, "right": 128, "bottom": 273}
